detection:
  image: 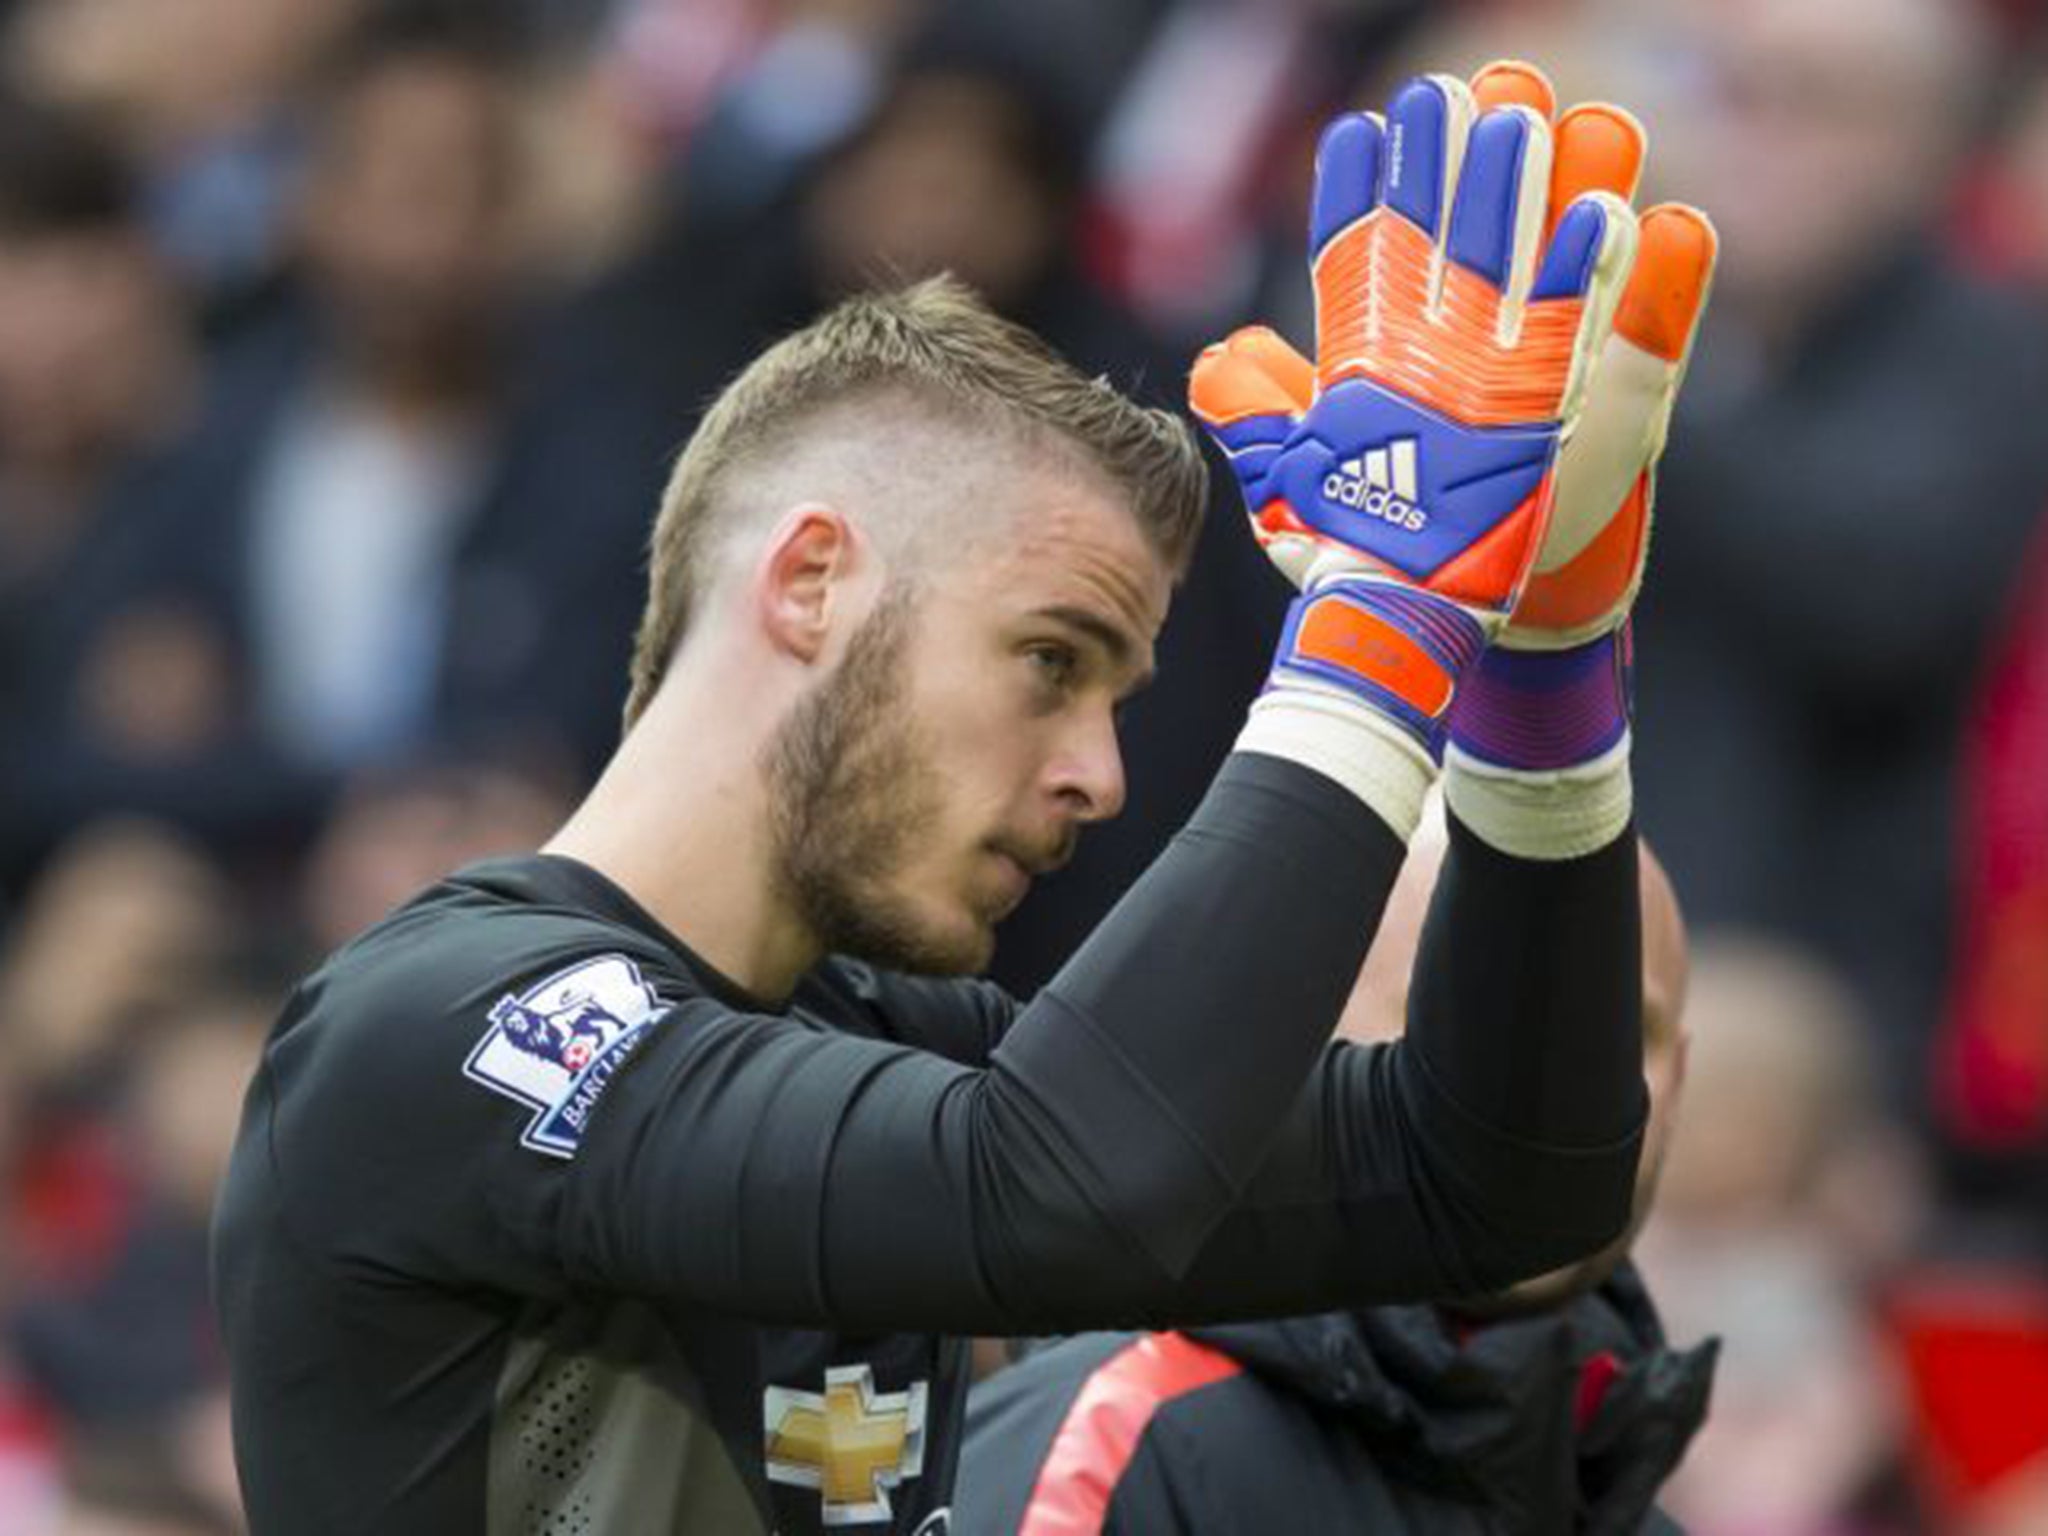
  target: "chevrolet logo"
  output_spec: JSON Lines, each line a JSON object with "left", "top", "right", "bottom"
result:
{"left": 764, "top": 1366, "right": 928, "bottom": 1524}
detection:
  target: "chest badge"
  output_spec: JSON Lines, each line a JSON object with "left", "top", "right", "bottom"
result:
{"left": 764, "top": 1365, "right": 929, "bottom": 1525}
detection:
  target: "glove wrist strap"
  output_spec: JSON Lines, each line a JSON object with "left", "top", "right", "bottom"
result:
{"left": 1266, "top": 578, "right": 1486, "bottom": 763}
{"left": 1449, "top": 626, "right": 1633, "bottom": 771}
{"left": 1443, "top": 627, "right": 1635, "bottom": 860}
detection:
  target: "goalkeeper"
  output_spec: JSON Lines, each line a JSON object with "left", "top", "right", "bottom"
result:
{"left": 213, "top": 58, "right": 1708, "bottom": 1536}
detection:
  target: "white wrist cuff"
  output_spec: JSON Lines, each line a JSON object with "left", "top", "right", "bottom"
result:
{"left": 1235, "top": 687, "right": 1436, "bottom": 842}
{"left": 1443, "top": 736, "right": 1633, "bottom": 860}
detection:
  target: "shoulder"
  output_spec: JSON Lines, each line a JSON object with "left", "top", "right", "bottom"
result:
{"left": 234, "top": 862, "right": 724, "bottom": 1274}
{"left": 264, "top": 861, "right": 714, "bottom": 1154}
{"left": 308, "top": 866, "right": 690, "bottom": 1043}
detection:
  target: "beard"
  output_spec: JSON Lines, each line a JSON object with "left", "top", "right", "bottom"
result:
{"left": 763, "top": 589, "right": 992, "bottom": 976}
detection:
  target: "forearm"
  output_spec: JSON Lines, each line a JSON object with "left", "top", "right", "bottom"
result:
{"left": 980, "top": 749, "right": 1406, "bottom": 1279}
{"left": 1120, "top": 821, "right": 1646, "bottom": 1324}
{"left": 1407, "top": 812, "right": 1644, "bottom": 1156}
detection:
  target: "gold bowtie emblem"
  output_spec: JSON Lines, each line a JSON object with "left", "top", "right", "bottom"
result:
{"left": 764, "top": 1366, "right": 929, "bottom": 1524}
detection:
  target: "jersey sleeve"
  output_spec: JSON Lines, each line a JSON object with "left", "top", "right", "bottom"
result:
{"left": 267, "top": 756, "right": 1643, "bottom": 1335}
{"left": 565, "top": 762, "right": 1639, "bottom": 1332}
{"left": 1156, "top": 813, "right": 1650, "bottom": 1318}
{"left": 553, "top": 753, "right": 1428, "bottom": 1332}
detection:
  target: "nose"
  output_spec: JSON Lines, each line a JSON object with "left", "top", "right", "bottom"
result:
{"left": 1052, "top": 707, "right": 1127, "bottom": 824}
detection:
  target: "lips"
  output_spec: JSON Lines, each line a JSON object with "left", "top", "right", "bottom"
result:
{"left": 992, "top": 834, "right": 1076, "bottom": 881}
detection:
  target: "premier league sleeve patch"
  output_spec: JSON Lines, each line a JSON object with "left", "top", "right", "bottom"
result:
{"left": 463, "top": 954, "right": 672, "bottom": 1159}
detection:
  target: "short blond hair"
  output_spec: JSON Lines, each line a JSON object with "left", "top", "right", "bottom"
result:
{"left": 623, "top": 275, "right": 1206, "bottom": 727}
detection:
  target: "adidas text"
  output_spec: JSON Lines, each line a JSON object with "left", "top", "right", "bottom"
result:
{"left": 1322, "top": 439, "right": 1427, "bottom": 532}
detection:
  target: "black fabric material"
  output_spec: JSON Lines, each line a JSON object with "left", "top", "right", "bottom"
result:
{"left": 1413, "top": 813, "right": 1645, "bottom": 1150}
{"left": 955, "top": 1265, "right": 1717, "bottom": 1535}
{"left": 213, "top": 757, "right": 1647, "bottom": 1529}
{"left": 1136, "top": 813, "right": 1649, "bottom": 1320}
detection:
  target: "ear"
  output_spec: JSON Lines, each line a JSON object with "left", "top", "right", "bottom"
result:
{"left": 756, "top": 503, "right": 863, "bottom": 663}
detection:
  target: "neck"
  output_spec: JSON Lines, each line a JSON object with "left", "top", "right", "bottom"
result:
{"left": 545, "top": 665, "right": 818, "bottom": 1003}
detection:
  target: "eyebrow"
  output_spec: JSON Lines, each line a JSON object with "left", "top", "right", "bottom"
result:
{"left": 1031, "top": 604, "right": 1156, "bottom": 694}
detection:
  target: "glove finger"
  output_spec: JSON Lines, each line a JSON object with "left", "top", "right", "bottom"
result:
{"left": 1530, "top": 188, "right": 1634, "bottom": 304}
{"left": 1549, "top": 103, "right": 1644, "bottom": 239}
{"left": 1470, "top": 59, "right": 1556, "bottom": 120}
{"left": 1189, "top": 326, "right": 1312, "bottom": 429}
{"left": 1382, "top": 74, "right": 1476, "bottom": 240}
{"left": 1190, "top": 328, "right": 1310, "bottom": 533}
{"left": 1534, "top": 190, "right": 1639, "bottom": 431}
{"left": 1229, "top": 325, "right": 1316, "bottom": 410}
{"left": 1615, "top": 203, "right": 1718, "bottom": 365}
{"left": 1531, "top": 212, "right": 1702, "bottom": 601}
{"left": 1446, "top": 105, "right": 1553, "bottom": 309}
{"left": 1309, "top": 112, "right": 1386, "bottom": 258}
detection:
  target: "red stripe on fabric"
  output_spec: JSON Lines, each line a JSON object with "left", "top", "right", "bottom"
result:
{"left": 1574, "top": 1350, "right": 1621, "bottom": 1433}
{"left": 1941, "top": 509, "right": 2048, "bottom": 1144}
{"left": 1018, "top": 1333, "right": 1242, "bottom": 1535}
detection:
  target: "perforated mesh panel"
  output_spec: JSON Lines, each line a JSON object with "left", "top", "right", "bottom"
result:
{"left": 512, "top": 1357, "right": 599, "bottom": 1533}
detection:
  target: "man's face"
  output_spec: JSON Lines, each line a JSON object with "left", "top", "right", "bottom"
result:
{"left": 1655, "top": 0, "right": 1972, "bottom": 315}
{"left": 301, "top": 56, "right": 517, "bottom": 354}
{"left": 765, "top": 469, "right": 1171, "bottom": 976}
{"left": 0, "top": 227, "right": 170, "bottom": 468}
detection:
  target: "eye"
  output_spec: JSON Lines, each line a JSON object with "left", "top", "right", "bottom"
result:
{"left": 1025, "top": 642, "right": 1080, "bottom": 693}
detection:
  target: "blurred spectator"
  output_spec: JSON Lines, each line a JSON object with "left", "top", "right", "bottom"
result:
{"left": 1638, "top": 934, "right": 1926, "bottom": 1536}
{"left": 0, "top": 824, "right": 237, "bottom": 1104}
{"left": 661, "top": 0, "right": 926, "bottom": 225}
{"left": 0, "top": 822, "right": 260, "bottom": 1532}
{"left": 1938, "top": 507, "right": 2048, "bottom": 1221}
{"left": 10, "top": 987, "right": 267, "bottom": 1427}
{"left": 298, "top": 751, "right": 574, "bottom": 951}
{"left": 1085, "top": 0, "right": 1426, "bottom": 343}
{"left": 238, "top": 10, "right": 527, "bottom": 769}
{"left": 510, "top": 31, "right": 667, "bottom": 287}
{"left": 0, "top": 95, "right": 193, "bottom": 567}
{"left": 6, "top": 0, "right": 362, "bottom": 324}
{"left": 3, "top": 7, "right": 561, "bottom": 886}
{"left": 1614, "top": 0, "right": 2048, "bottom": 1114}
{"left": 0, "top": 96, "right": 202, "bottom": 896}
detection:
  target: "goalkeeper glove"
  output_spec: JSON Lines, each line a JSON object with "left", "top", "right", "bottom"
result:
{"left": 1195, "top": 63, "right": 1716, "bottom": 848}
{"left": 1192, "top": 70, "right": 1637, "bottom": 780}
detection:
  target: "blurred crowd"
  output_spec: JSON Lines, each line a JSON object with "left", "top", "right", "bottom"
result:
{"left": 0, "top": 0, "right": 2045, "bottom": 1530}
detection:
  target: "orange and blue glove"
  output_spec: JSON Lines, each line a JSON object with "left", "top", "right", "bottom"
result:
{"left": 1196, "top": 66, "right": 1712, "bottom": 847}
{"left": 1193, "top": 68, "right": 1639, "bottom": 768}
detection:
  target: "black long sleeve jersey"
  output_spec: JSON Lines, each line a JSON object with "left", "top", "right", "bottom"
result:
{"left": 212, "top": 755, "right": 1648, "bottom": 1534}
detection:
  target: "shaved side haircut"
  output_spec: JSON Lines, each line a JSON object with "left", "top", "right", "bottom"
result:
{"left": 624, "top": 275, "right": 1206, "bottom": 727}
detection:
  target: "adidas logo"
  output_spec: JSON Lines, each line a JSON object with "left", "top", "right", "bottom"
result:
{"left": 1322, "top": 439, "right": 1427, "bottom": 531}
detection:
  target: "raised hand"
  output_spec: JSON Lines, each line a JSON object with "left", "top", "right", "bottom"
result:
{"left": 1194, "top": 63, "right": 1715, "bottom": 774}
{"left": 1192, "top": 70, "right": 1637, "bottom": 759}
